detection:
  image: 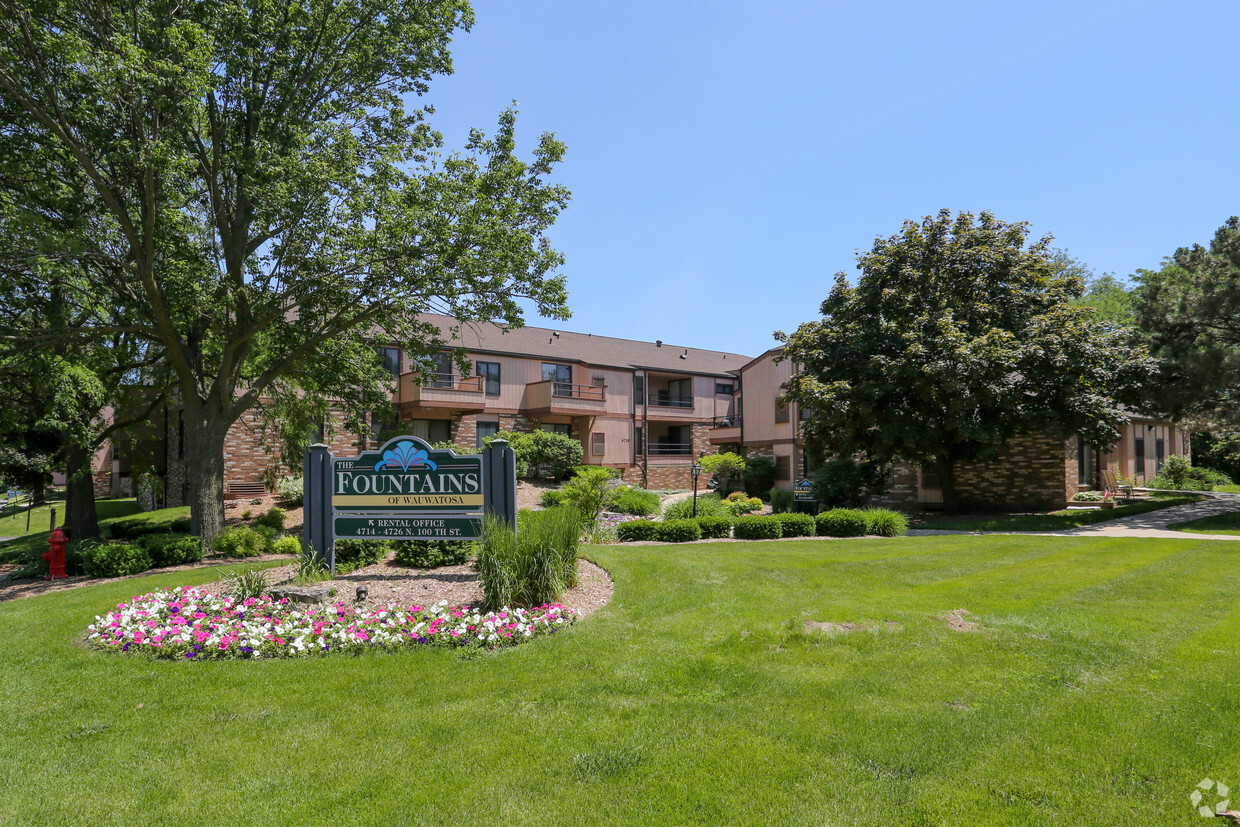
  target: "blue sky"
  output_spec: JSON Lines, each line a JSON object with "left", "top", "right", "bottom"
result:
{"left": 420, "top": 1, "right": 1240, "bottom": 358}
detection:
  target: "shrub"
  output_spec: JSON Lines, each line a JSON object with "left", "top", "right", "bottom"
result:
{"left": 662, "top": 493, "right": 727, "bottom": 520}
{"left": 82, "top": 542, "right": 151, "bottom": 578}
{"left": 610, "top": 486, "right": 660, "bottom": 516}
{"left": 475, "top": 509, "right": 581, "bottom": 609}
{"left": 540, "top": 489, "right": 566, "bottom": 508}
{"left": 1073, "top": 490, "right": 1104, "bottom": 502}
{"left": 138, "top": 533, "right": 204, "bottom": 567}
{"left": 815, "top": 509, "right": 869, "bottom": 537}
{"left": 743, "top": 455, "right": 778, "bottom": 497}
{"left": 769, "top": 487, "right": 795, "bottom": 514}
{"left": 211, "top": 525, "right": 266, "bottom": 557}
{"left": 811, "top": 455, "right": 893, "bottom": 508}
{"left": 733, "top": 515, "right": 782, "bottom": 540}
{"left": 616, "top": 520, "right": 660, "bottom": 542}
{"left": 276, "top": 475, "right": 304, "bottom": 506}
{"left": 254, "top": 525, "right": 278, "bottom": 554}
{"left": 774, "top": 512, "right": 815, "bottom": 538}
{"left": 392, "top": 540, "right": 472, "bottom": 569}
{"left": 107, "top": 518, "right": 169, "bottom": 540}
{"left": 272, "top": 536, "right": 303, "bottom": 556}
{"left": 572, "top": 464, "right": 620, "bottom": 479}
{"left": 863, "top": 508, "right": 908, "bottom": 537}
{"left": 499, "top": 429, "right": 582, "bottom": 479}
{"left": 254, "top": 507, "right": 286, "bottom": 531}
{"left": 333, "top": 539, "right": 389, "bottom": 574}
{"left": 560, "top": 467, "right": 617, "bottom": 524}
{"left": 699, "top": 452, "right": 747, "bottom": 495}
{"left": 723, "top": 495, "right": 762, "bottom": 516}
{"left": 169, "top": 517, "right": 192, "bottom": 533}
{"left": 656, "top": 519, "right": 702, "bottom": 543}
{"left": 694, "top": 516, "right": 733, "bottom": 539}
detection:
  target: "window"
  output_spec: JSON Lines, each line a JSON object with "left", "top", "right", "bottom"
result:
{"left": 591, "top": 432, "right": 605, "bottom": 456}
{"left": 476, "top": 361, "right": 501, "bottom": 396}
{"left": 376, "top": 346, "right": 401, "bottom": 378}
{"left": 1135, "top": 435, "right": 1146, "bottom": 476}
{"left": 634, "top": 373, "right": 645, "bottom": 403}
{"left": 430, "top": 353, "right": 454, "bottom": 388}
{"left": 477, "top": 420, "right": 499, "bottom": 443}
{"left": 543, "top": 362, "right": 572, "bottom": 396}
{"left": 775, "top": 455, "right": 791, "bottom": 481}
{"left": 775, "top": 399, "right": 789, "bottom": 423}
{"left": 542, "top": 423, "right": 571, "bottom": 436}
{"left": 1156, "top": 436, "right": 1165, "bottom": 473}
{"left": 409, "top": 419, "right": 450, "bottom": 444}
{"left": 634, "top": 426, "right": 643, "bottom": 454}
{"left": 715, "top": 382, "right": 733, "bottom": 396}
{"left": 1078, "top": 440, "right": 1096, "bottom": 486}
{"left": 798, "top": 404, "right": 811, "bottom": 422}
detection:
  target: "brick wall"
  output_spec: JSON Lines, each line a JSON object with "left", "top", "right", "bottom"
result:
{"left": 869, "top": 462, "right": 920, "bottom": 510}
{"left": 951, "top": 433, "right": 1076, "bottom": 511}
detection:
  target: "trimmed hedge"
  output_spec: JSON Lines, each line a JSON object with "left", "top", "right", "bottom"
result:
{"left": 393, "top": 540, "right": 473, "bottom": 569}
{"left": 138, "top": 533, "right": 204, "bottom": 567}
{"left": 107, "top": 518, "right": 170, "bottom": 540}
{"left": 334, "top": 539, "right": 389, "bottom": 574}
{"left": 616, "top": 520, "right": 660, "bottom": 542}
{"left": 169, "top": 517, "right": 192, "bottom": 533}
{"left": 774, "top": 512, "right": 815, "bottom": 538}
{"left": 656, "top": 519, "right": 702, "bottom": 543}
{"left": 816, "top": 509, "right": 869, "bottom": 537}
{"left": 864, "top": 508, "right": 908, "bottom": 537}
{"left": 82, "top": 542, "right": 151, "bottom": 578}
{"left": 695, "top": 516, "right": 733, "bottom": 539}
{"left": 733, "top": 515, "right": 782, "bottom": 540}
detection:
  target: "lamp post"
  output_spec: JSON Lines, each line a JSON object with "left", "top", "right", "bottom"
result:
{"left": 691, "top": 459, "right": 703, "bottom": 518}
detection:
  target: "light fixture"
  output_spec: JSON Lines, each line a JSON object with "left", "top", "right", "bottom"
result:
{"left": 355, "top": 585, "right": 368, "bottom": 602}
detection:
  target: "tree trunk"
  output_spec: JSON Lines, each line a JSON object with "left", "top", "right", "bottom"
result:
{"left": 935, "top": 460, "right": 960, "bottom": 514}
{"left": 64, "top": 443, "right": 101, "bottom": 542}
{"left": 184, "top": 408, "right": 228, "bottom": 547}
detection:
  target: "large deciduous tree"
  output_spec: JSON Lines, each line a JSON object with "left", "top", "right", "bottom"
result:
{"left": 780, "top": 209, "right": 1152, "bottom": 512}
{"left": 1136, "top": 217, "right": 1240, "bottom": 428}
{"left": 0, "top": 0, "right": 570, "bottom": 543}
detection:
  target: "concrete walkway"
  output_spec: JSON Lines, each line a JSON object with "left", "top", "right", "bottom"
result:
{"left": 908, "top": 492, "right": 1240, "bottom": 540}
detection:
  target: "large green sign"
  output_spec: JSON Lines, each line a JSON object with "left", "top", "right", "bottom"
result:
{"left": 332, "top": 439, "right": 483, "bottom": 513}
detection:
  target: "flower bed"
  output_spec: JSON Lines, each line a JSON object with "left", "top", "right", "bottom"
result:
{"left": 87, "top": 587, "right": 575, "bottom": 660}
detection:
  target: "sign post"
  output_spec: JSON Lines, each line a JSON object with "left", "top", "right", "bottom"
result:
{"left": 303, "top": 435, "right": 516, "bottom": 574}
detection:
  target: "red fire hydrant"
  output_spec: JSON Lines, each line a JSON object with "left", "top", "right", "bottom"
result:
{"left": 44, "top": 528, "right": 67, "bottom": 580}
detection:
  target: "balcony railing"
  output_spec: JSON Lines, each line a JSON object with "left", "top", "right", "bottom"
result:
{"left": 711, "top": 415, "right": 742, "bottom": 429}
{"left": 415, "top": 372, "right": 483, "bottom": 393}
{"left": 648, "top": 442, "right": 692, "bottom": 456}
{"left": 526, "top": 379, "right": 606, "bottom": 413}
{"left": 648, "top": 392, "right": 694, "bottom": 408}
{"left": 397, "top": 372, "right": 486, "bottom": 410}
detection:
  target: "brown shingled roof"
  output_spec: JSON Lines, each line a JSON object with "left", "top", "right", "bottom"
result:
{"left": 418, "top": 313, "right": 749, "bottom": 376}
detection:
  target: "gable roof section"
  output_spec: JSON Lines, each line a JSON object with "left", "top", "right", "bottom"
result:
{"left": 417, "top": 313, "right": 749, "bottom": 376}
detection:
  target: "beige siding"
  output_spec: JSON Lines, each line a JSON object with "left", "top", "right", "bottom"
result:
{"left": 740, "top": 351, "right": 796, "bottom": 444}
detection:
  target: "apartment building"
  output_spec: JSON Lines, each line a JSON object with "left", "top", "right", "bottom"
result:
{"left": 737, "top": 347, "right": 1189, "bottom": 511}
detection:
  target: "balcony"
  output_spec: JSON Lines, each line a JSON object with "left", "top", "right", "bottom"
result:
{"left": 648, "top": 441, "right": 693, "bottom": 456}
{"left": 526, "top": 380, "right": 606, "bottom": 415}
{"left": 396, "top": 372, "right": 487, "bottom": 411}
{"left": 708, "top": 415, "right": 741, "bottom": 445}
{"left": 645, "top": 391, "right": 700, "bottom": 420}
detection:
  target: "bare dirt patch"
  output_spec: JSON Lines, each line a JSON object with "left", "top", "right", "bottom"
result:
{"left": 803, "top": 619, "right": 902, "bottom": 634}
{"left": 937, "top": 608, "right": 980, "bottom": 632}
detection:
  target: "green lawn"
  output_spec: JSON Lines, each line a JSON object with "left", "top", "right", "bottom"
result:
{"left": 1, "top": 536, "right": 1238, "bottom": 824}
{"left": 918, "top": 494, "right": 1204, "bottom": 532}
{"left": 1213, "top": 484, "right": 1240, "bottom": 494}
{"left": 0, "top": 492, "right": 66, "bottom": 537}
{"left": 1168, "top": 512, "right": 1240, "bottom": 535}
{"left": 0, "top": 499, "right": 174, "bottom": 566}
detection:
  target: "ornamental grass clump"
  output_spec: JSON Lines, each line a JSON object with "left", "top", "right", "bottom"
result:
{"left": 773, "top": 512, "right": 815, "bottom": 538}
{"left": 662, "top": 493, "right": 727, "bottom": 520}
{"left": 863, "top": 508, "right": 908, "bottom": 537}
{"left": 476, "top": 509, "right": 580, "bottom": 610}
{"left": 610, "top": 486, "right": 660, "bottom": 516}
{"left": 816, "top": 509, "right": 869, "bottom": 537}
{"left": 87, "top": 587, "right": 574, "bottom": 659}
